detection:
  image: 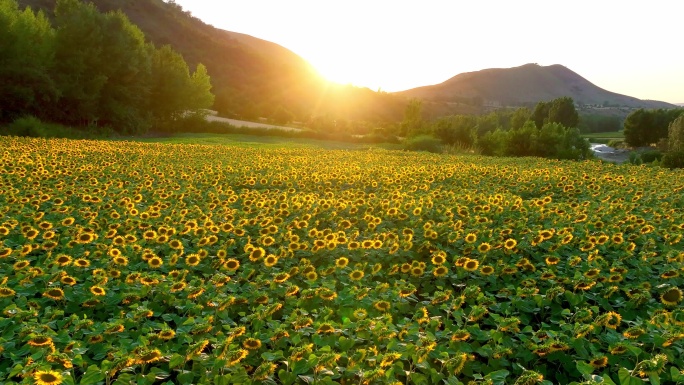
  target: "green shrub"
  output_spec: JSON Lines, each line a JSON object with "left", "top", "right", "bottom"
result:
{"left": 403, "top": 135, "right": 443, "bottom": 153}
{"left": 662, "top": 150, "right": 684, "bottom": 169}
{"left": 607, "top": 139, "right": 624, "bottom": 148}
{"left": 640, "top": 150, "right": 663, "bottom": 163}
{"left": 3, "top": 116, "right": 108, "bottom": 139}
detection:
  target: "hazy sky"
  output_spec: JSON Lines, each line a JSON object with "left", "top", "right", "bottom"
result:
{"left": 171, "top": 0, "right": 684, "bottom": 104}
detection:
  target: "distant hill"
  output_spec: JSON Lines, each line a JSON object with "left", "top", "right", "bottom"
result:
{"left": 17, "top": 0, "right": 405, "bottom": 124}
{"left": 397, "top": 63, "right": 675, "bottom": 110}
{"left": 676, "top": 103, "right": 684, "bottom": 107}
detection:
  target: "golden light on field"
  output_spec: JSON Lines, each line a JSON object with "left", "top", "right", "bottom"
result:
{"left": 171, "top": 0, "right": 684, "bottom": 102}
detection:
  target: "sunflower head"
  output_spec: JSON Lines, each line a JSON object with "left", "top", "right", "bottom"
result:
{"left": 661, "top": 287, "right": 683, "bottom": 306}
{"left": 34, "top": 370, "right": 63, "bottom": 385}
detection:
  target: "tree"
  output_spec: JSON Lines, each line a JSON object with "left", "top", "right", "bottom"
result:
{"left": 0, "top": 0, "right": 57, "bottom": 122}
{"left": 189, "top": 63, "right": 214, "bottom": 111}
{"left": 668, "top": 115, "right": 684, "bottom": 152}
{"left": 506, "top": 121, "right": 538, "bottom": 156}
{"left": 96, "top": 10, "right": 153, "bottom": 133}
{"left": 532, "top": 97, "right": 579, "bottom": 129}
{"left": 510, "top": 107, "right": 531, "bottom": 131}
{"left": 623, "top": 109, "right": 683, "bottom": 147}
{"left": 401, "top": 99, "right": 424, "bottom": 136}
{"left": 148, "top": 45, "right": 214, "bottom": 129}
{"left": 548, "top": 96, "right": 579, "bottom": 128}
{"left": 433, "top": 115, "right": 476, "bottom": 147}
{"left": 532, "top": 101, "right": 549, "bottom": 129}
{"left": 52, "top": 0, "right": 107, "bottom": 125}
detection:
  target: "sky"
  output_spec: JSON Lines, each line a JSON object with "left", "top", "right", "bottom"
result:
{"left": 171, "top": 0, "right": 684, "bottom": 104}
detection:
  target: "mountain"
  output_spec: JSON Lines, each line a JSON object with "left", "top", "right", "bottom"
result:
{"left": 16, "top": 0, "right": 405, "bottom": 124}
{"left": 676, "top": 103, "right": 684, "bottom": 107}
{"left": 397, "top": 63, "right": 675, "bottom": 110}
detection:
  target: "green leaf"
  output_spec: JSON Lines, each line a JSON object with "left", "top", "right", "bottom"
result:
{"left": 149, "top": 367, "right": 170, "bottom": 380}
{"left": 576, "top": 361, "right": 594, "bottom": 377}
{"left": 177, "top": 370, "right": 195, "bottom": 383}
{"left": 112, "top": 373, "right": 134, "bottom": 385}
{"left": 410, "top": 372, "right": 429, "bottom": 385}
{"left": 648, "top": 374, "right": 660, "bottom": 385}
{"left": 618, "top": 368, "right": 641, "bottom": 385}
{"left": 485, "top": 369, "right": 510, "bottom": 385}
{"left": 214, "top": 375, "right": 231, "bottom": 385}
{"left": 278, "top": 369, "right": 297, "bottom": 385}
{"left": 80, "top": 365, "right": 105, "bottom": 384}
{"left": 169, "top": 353, "right": 184, "bottom": 369}
{"left": 671, "top": 367, "right": 684, "bottom": 382}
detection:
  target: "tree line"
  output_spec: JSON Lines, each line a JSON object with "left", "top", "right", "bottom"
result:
{"left": 0, "top": 0, "right": 214, "bottom": 134}
{"left": 403, "top": 97, "right": 592, "bottom": 160}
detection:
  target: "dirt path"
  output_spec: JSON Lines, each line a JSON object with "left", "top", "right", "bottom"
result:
{"left": 206, "top": 115, "right": 302, "bottom": 132}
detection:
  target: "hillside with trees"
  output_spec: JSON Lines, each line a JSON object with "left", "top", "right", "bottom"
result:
{"left": 16, "top": 0, "right": 406, "bottom": 128}
{"left": 1, "top": 0, "right": 213, "bottom": 134}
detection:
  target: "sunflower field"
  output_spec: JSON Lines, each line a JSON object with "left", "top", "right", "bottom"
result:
{"left": 1, "top": 136, "right": 683, "bottom": 385}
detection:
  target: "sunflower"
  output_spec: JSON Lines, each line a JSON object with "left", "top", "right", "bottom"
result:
{"left": 75, "top": 232, "right": 95, "bottom": 244}
{"left": 24, "top": 228, "right": 39, "bottom": 240}
{"left": 33, "top": 370, "right": 63, "bottom": 385}
{"left": 185, "top": 254, "right": 201, "bottom": 266}
{"left": 431, "top": 253, "right": 446, "bottom": 265}
{"left": 604, "top": 311, "right": 622, "bottom": 329}
{"left": 609, "top": 343, "right": 629, "bottom": 355}
{"left": 410, "top": 267, "right": 424, "bottom": 277}
{"left": 243, "top": 337, "right": 262, "bottom": 350}
{"left": 249, "top": 247, "right": 266, "bottom": 261}
{"left": 224, "top": 258, "right": 240, "bottom": 271}
{"left": 574, "top": 281, "right": 595, "bottom": 291}
{"left": 661, "top": 270, "right": 679, "bottom": 279}
{"left": 353, "top": 308, "right": 368, "bottom": 319}
{"left": 137, "top": 349, "right": 162, "bottom": 364}
{"left": 13, "top": 260, "right": 30, "bottom": 270}
{"left": 188, "top": 288, "right": 204, "bottom": 299}
{"left": 74, "top": 258, "right": 90, "bottom": 268}
{"left": 479, "top": 265, "right": 495, "bottom": 276}
{"left": 464, "top": 233, "right": 477, "bottom": 243}
{"left": 623, "top": 327, "right": 645, "bottom": 339}
{"left": 335, "top": 257, "right": 349, "bottom": 268}
{"left": 0, "top": 287, "right": 16, "bottom": 297}
{"left": 43, "top": 288, "right": 65, "bottom": 300}
{"left": 60, "top": 276, "right": 77, "bottom": 286}
{"left": 583, "top": 268, "right": 601, "bottom": 279}
{"left": 463, "top": 259, "right": 479, "bottom": 271}
{"left": 264, "top": 254, "right": 278, "bottom": 267}
{"left": 317, "top": 323, "right": 336, "bottom": 334}
{"left": 148, "top": 256, "right": 163, "bottom": 268}
{"left": 113, "top": 256, "right": 128, "bottom": 266}
{"left": 543, "top": 256, "right": 560, "bottom": 265}
{"left": 273, "top": 272, "right": 290, "bottom": 283}
{"left": 398, "top": 286, "right": 416, "bottom": 298}
{"left": 433, "top": 266, "right": 449, "bottom": 277}
{"left": 285, "top": 286, "right": 299, "bottom": 296}
{"left": 477, "top": 243, "right": 491, "bottom": 253}
{"left": 661, "top": 287, "right": 683, "bottom": 306}
{"left": 504, "top": 238, "right": 517, "bottom": 250}
{"left": 374, "top": 301, "right": 391, "bottom": 312}
{"left": 349, "top": 270, "right": 364, "bottom": 281}
{"left": 535, "top": 269, "right": 555, "bottom": 280}
{"left": 90, "top": 286, "right": 106, "bottom": 296}
{"left": 28, "top": 335, "right": 53, "bottom": 347}
{"left": 451, "top": 329, "right": 470, "bottom": 342}
{"left": 589, "top": 356, "right": 608, "bottom": 369}
{"left": 0, "top": 247, "right": 12, "bottom": 258}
